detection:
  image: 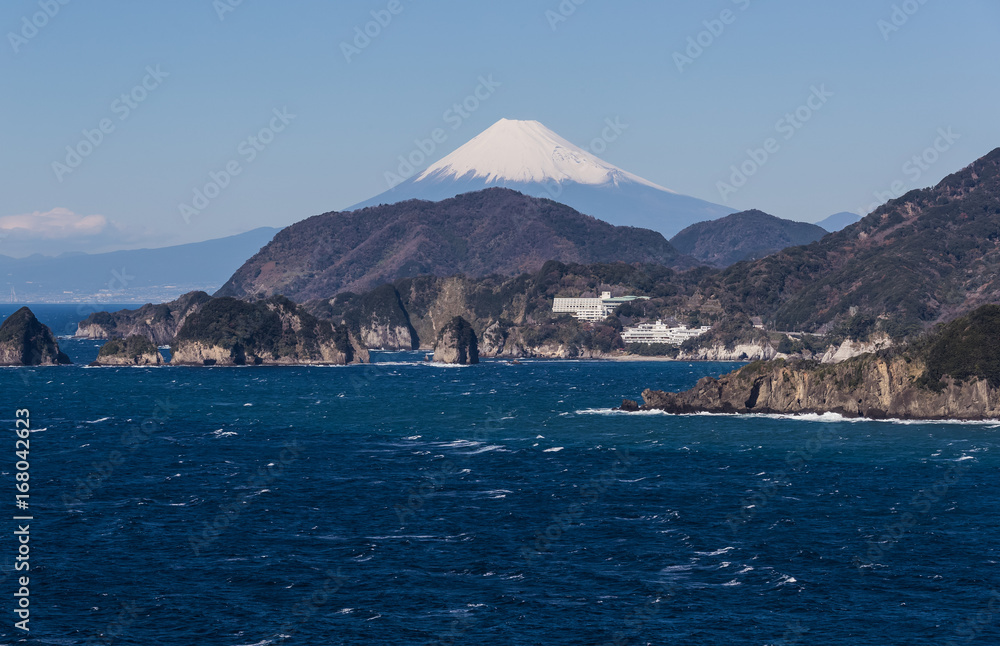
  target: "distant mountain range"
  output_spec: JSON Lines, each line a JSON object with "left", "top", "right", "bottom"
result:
{"left": 349, "top": 119, "right": 735, "bottom": 239}
{"left": 217, "top": 188, "right": 696, "bottom": 302}
{"left": 1, "top": 228, "right": 279, "bottom": 303}
{"left": 670, "top": 210, "right": 828, "bottom": 268}
{"left": 816, "top": 211, "right": 863, "bottom": 231}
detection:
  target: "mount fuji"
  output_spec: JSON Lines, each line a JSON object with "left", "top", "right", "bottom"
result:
{"left": 349, "top": 119, "right": 734, "bottom": 238}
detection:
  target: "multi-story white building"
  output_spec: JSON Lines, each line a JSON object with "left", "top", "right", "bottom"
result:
{"left": 552, "top": 292, "right": 649, "bottom": 322}
{"left": 620, "top": 320, "right": 712, "bottom": 345}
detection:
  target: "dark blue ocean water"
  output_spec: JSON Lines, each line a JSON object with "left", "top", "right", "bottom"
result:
{"left": 1, "top": 305, "right": 999, "bottom": 645}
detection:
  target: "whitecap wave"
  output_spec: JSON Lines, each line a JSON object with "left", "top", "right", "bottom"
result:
{"left": 695, "top": 546, "right": 735, "bottom": 557}
{"left": 422, "top": 362, "right": 474, "bottom": 369}
{"left": 578, "top": 407, "right": 1000, "bottom": 425}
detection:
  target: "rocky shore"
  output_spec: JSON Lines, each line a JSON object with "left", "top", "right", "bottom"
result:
{"left": 632, "top": 305, "right": 1000, "bottom": 421}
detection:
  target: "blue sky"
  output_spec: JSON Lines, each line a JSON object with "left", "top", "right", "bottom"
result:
{"left": 2, "top": 0, "right": 999, "bottom": 256}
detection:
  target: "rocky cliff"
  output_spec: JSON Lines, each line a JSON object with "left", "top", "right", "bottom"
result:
{"left": 308, "top": 263, "right": 650, "bottom": 358}
{"left": 433, "top": 316, "right": 479, "bottom": 364}
{"left": 636, "top": 305, "right": 1000, "bottom": 420}
{"left": 0, "top": 307, "right": 72, "bottom": 366}
{"left": 170, "top": 296, "right": 369, "bottom": 366}
{"left": 640, "top": 355, "right": 1000, "bottom": 420}
{"left": 91, "top": 335, "right": 163, "bottom": 366}
{"left": 76, "top": 291, "right": 211, "bottom": 345}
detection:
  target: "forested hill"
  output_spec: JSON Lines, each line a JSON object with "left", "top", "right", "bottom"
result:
{"left": 669, "top": 209, "right": 827, "bottom": 268}
{"left": 716, "top": 147, "right": 1000, "bottom": 336}
{"left": 217, "top": 188, "right": 696, "bottom": 302}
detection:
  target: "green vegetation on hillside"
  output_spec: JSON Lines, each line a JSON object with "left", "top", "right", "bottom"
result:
{"left": 670, "top": 209, "right": 827, "bottom": 268}
{"left": 922, "top": 305, "right": 1000, "bottom": 388}
{"left": 175, "top": 296, "right": 354, "bottom": 361}
{"left": 713, "top": 148, "right": 1000, "bottom": 336}
{"left": 218, "top": 187, "right": 695, "bottom": 302}
{"left": 97, "top": 335, "right": 159, "bottom": 358}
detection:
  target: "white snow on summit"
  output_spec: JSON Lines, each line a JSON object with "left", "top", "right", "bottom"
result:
{"left": 415, "top": 118, "right": 675, "bottom": 193}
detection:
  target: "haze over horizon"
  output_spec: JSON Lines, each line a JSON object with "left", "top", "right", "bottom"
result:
{"left": 4, "top": 0, "right": 999, "bottom": 257}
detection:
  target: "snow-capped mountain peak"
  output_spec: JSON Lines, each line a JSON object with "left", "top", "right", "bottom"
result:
{"left": 349, "top": 118, "right": 734, "bottom": 238}
{"left": 415, "top": 118, "right": 673, "bottom": 192}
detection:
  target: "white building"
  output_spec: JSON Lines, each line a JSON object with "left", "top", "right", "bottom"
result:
{"left": 552, "top": 292, "right": 649, "bottom": 322}
{"left": 621, "top": 320, "right": 711, "bottom": 345}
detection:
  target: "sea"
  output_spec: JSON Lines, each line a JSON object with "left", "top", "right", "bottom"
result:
{"left": 1, "top": 304, "right": 998, "bottom": 645}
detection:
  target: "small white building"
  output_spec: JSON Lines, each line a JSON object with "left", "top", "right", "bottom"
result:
{"left": 552, "top": 292, "right": 649, "bottom": 322}
{"left": 621, "top": 320, "right": 711, "bottom": 345}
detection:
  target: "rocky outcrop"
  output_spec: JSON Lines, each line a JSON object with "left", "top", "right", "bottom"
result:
{"left": 639, "top": 355, "right": 1000, "bottom": 420}
{"left": 0, "top": 307, "right": 71, "bottom": 366}
{"left": 635, "top": 305, "right": 1000, "bottom": 420}
{"left": 676, "top": 341, "right": 778, "bottom": 362}
{"left": 76, "top": 291, "right": 211, "bottom": 345}
{"left": 91, "top": 335, "right": 163, "bottom": 366}
{"left": 170, "top": 296, "right": 369, "bottom": 366}
{"left": 433, "top": 316, "right": 479, "bottom": 364}
{"left": 480, "top": 321, "right": 511, "bottom": 356}
{"left": 819, "top": 335, "right": 892, "bottom": 364}
{"left": 350, "top": 285, "right": 418, "bottom": 349}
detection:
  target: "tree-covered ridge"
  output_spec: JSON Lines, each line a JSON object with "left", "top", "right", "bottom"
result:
{"left": 76, "top": 291, "right": 212, "bottom": 345}
{"left": 921, "top": 304, "right": 1000, "bottom": 388}
{"left": 174, "top": 296, "right": 357, "bottom": 363}
{"left": 715, "top": 147, "right": 1000, "bottom": 336}
{"left": 97, "top": 335, "right": 159, "bottom": 359}
{"left": 216, "top": 187, "right": 696, "bottom": 302}
{"left": 670, "top": 209, "right": 828, "bottom": 268}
